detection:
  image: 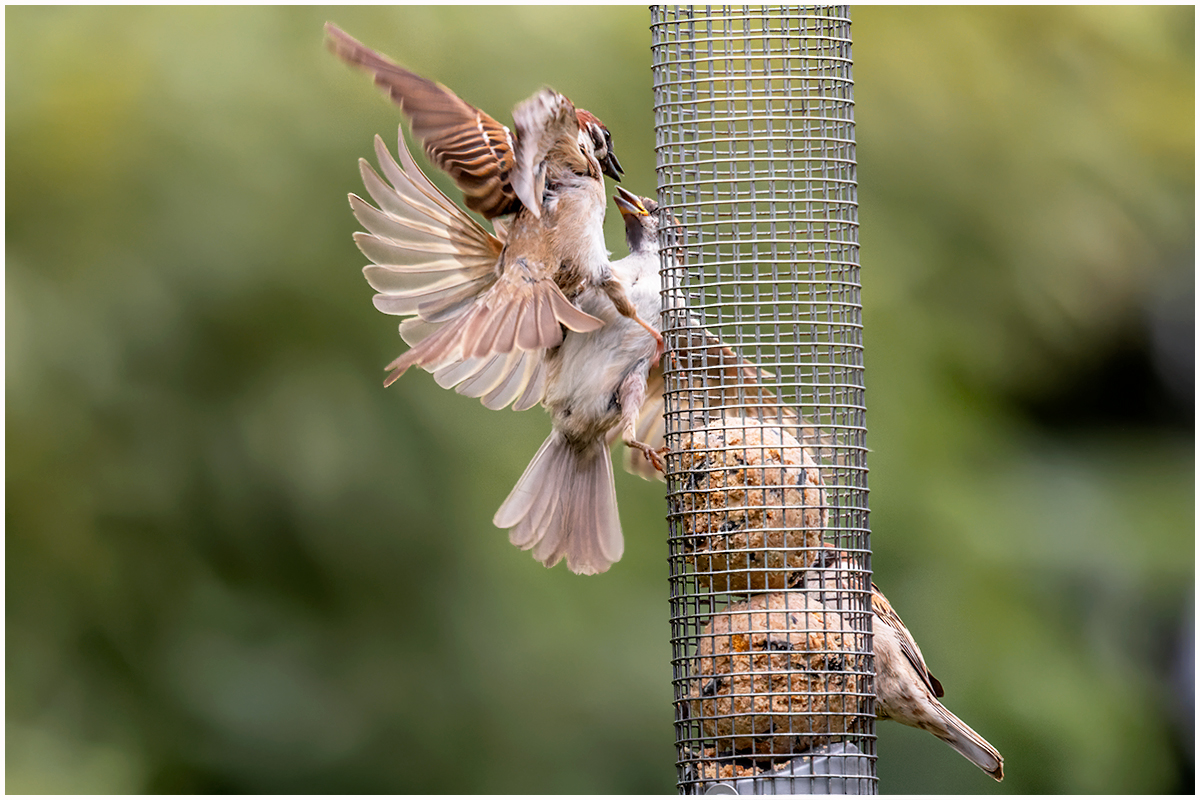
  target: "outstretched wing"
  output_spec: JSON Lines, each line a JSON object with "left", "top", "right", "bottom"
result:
{"left": 353, "top": 129, "right": 550, "bottom": 411}
{"left": 327, "top": 23, "right": 520, "bottom": 219}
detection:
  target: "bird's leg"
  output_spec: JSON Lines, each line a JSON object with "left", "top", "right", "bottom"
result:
{"left": 617, "top": 367, "right": 668, "bottom": 474}
{"left": 600, "top": 277, "right": 665, "bottom": 362}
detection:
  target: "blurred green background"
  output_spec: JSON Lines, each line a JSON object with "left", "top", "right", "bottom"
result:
{"left": 7, "top": 6, "right": 1193, "bottom": 794}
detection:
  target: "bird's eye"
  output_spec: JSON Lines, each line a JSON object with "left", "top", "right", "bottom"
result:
{"left": 591, "top": 126, "right": 608, "bottom": 157}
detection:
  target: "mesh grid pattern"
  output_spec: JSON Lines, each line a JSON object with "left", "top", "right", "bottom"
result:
{"left": 650, "top": 6, "right": 875, "bottom": 794}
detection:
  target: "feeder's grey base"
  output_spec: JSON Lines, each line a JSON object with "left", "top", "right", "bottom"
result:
{"left": 689, "top": 742, "right": 872, "bottom": 795}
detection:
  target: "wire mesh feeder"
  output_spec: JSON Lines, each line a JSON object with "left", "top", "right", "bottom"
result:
{"left": 650, "top": 6, "right": 874, "bottom": 794}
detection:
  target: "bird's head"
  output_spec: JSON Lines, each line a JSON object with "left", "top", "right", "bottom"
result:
{"left": 613, "top": 186, "right": 662, "bottom": 254}
{"left": 576, "top": 109, "right": 623, "bottom": 182}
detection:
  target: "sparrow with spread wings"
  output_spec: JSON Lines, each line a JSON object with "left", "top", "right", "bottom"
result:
{"left": 326, "top": 23, "right": 663, "bottom": 390}
{"left": 344, "top": 123, "right": 812, "bottom": 573}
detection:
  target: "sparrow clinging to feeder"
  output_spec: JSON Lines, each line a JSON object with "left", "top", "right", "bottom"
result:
{"left": 806, "top": 549, "right": 1005, "bottom": 781}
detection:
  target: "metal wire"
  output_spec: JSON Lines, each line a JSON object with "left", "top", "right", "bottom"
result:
{"left": 651, "top": 6, "right": 874, "bottom": 794}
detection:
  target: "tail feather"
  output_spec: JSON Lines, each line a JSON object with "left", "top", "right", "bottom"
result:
{"left": 493, "top": 432, "right": 623, "bottom": 575}
{"left": 495, "top": 433, "right": 567, "bottom": 535}
{"left": 934, "top": 702, "right": 1005, "bottom": 781}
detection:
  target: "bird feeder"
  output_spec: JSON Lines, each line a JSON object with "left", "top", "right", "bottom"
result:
{"left": 650, "top": 6, "right": 875, "bottom": 794}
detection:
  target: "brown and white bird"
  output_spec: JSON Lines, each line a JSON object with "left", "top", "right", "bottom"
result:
{"left": 805, "top": 550, "right": 1005, "bottom": 781}
{"left": 326, "top": 23, "right": 663, "bottom": 387}
{"left": 493, "top": 188, "right": 668, "bottom": 574}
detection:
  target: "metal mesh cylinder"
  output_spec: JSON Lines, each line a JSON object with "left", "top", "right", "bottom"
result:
{"left": 650, "top": 6, "right": 874, "bottom": 794}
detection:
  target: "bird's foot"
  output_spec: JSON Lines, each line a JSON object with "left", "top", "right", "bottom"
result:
{"left": 628, "top": 440, "right": 668, "bottom": 473}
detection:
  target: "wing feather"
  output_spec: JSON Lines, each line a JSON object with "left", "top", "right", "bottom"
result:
{"left": 327, "top": 24, "right": 520, "bottom": 219}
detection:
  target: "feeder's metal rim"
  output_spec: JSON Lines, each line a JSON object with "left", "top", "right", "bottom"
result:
{"left": 660, "top": 393, "right": 869, "bottom": 405}
{"left": 668, "top": 347, "right": 869, "bottom": 360}
{"left": 657, "top": 131, "right": 856, "bottom": 145}
{"left": 662, "top": 214, "right": 859, "bottom": 220}
{"left": 654, "top": 76, "right": 855, "bottom": 92}
{"left": 653, "top": 75, "right": 854, "bottom": 91}
{"left": 657, "top": 131, "right": 857, "bottom": 145}
{"left": 656, "top": 229, "right": 861, "bottom": 241}
{"left": 650, "top": 6, "right": 851, "bottom": 19}
{"left": 651, "top": 16, "right": 856, "bottom": 31}
{"left": 665, "top": 232, "right": 859, "bottom": 239}
{"left": 651, "top": 15, "right": 855, "bottom": 31}
{"left": 657, "top": 176, "right": 856, "bottom": 188}
{"left": 656, "top": 420, "right": 870, "bottom": 435}
{"left": 651, "top": 95, "right": 855, "bottom": 108}
{"left": 659, "top": 190, "right": 858, "bottom": 197}
{"left": 665, "top": 247, "right": 859, "bottom": 256}
{"left": 650, "top": 46, "right": 855, "bottom": 61}
{"left": 653, "top": 150, "right": 857, "bottom": 165}
{"left": 654, "top": 102, "right": 854, "bottom": 115}
{"left": 664, "top": 377, "right": 869, "bottom": 386}
{"left": 665, "top": 253, "right": 860, "bottom": 262}
{"left": 665, "top": 264, "right": 860, "bottom": 276}
{"left": 657, "top": 448, "right": 873, "bottom": 460}
{"left": 662, "top": 467, "right": 873, "bottom": 480}
{"left": 665, "top": 243, "right": 859, "bottom": 252}
{"left": 665, "top": 350, "right": 868, "bottom": 360}
{"left": 661, "top": 216, "right": 858, "bottom": 223}
{"left": 664, "top": 275, "right": 861, "bottom": 284}
{"left": 665, "top": 294, "right": 863, "bottom": 304}
{"left": 658, "top": 176, "right": 857, "bottom": 190}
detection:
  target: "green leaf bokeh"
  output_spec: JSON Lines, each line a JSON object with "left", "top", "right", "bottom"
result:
{"left": 7, "top": 6, "right": 1193, "bottom": 793}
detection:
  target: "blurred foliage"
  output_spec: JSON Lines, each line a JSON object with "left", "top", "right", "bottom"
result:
{"left": 6, "top": 5, "right": 1193, "bottom": 794}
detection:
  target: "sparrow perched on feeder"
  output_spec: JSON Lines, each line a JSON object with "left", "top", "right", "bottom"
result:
{"left": 806, "top": 550, "right": 1005, "bottom": 781}
{"left": 493, "top": 188, "right": 668, "bottom": 575}
{"left": 326, "top": 23, "right": 664, "bottom": 386}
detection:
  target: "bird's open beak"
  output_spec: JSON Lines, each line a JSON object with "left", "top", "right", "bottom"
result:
{"left": 601, "top": 150, "right": 623, "bottom": 182}
{"left": 600, "top": 129, "right": 623, "bottom": 181}
{"left": 613, "top": 186, "right": 648, "bottom": 218}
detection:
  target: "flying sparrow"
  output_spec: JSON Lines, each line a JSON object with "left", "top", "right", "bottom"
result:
{"left": 326, "top": 23, "right": 664, "bottom": 388}
{"left": 492, "top": 188, "right": 669, "bottom": 574}
{"left": 806, "top": 549, "right": 1005, "bottom": 781}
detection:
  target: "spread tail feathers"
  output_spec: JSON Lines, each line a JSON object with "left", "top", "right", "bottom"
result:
{"left": 493, "top": 432, "right": 623, "bottom": 575}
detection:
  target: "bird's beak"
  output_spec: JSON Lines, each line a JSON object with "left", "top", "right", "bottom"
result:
{"left": 613, "top": 186, "right": 648, "bottom": 218}
{"left": 601, "top": 149, "right": 623, "bottom": 182}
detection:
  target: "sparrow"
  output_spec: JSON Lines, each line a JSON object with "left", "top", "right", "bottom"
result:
{"left": 805, "top": 549, "right": 1005, "bottom": 781}
{"left": 492, "top": 188, "right": 669, "bottom": 575}
{"left": 326, "top": 23, "right": 664, "bottom": 388}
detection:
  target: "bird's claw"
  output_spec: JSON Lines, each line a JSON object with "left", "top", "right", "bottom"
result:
{"left": 652, "top": 331, "right": 666, "bottom": 364}
{"left": 631, "top": 442, "right": 668, "bottom": 473}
